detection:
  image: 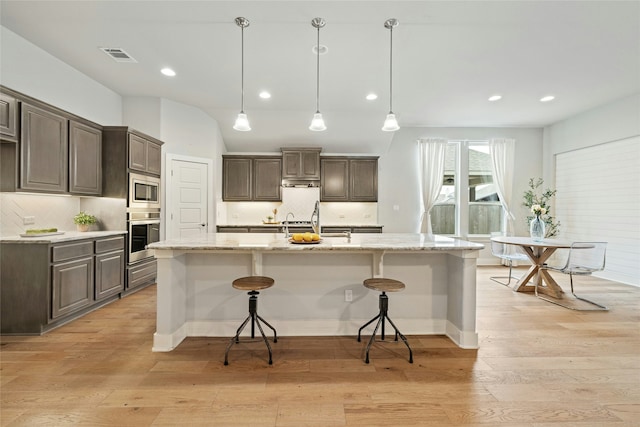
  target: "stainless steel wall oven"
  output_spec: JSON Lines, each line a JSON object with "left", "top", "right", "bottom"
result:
{"left": 128, "top": 210, "right": 160, "bottom": 262}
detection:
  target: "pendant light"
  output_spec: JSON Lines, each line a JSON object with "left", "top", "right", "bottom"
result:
{"left": 309, "top": 17, "right": 327, "bottom": 131}
{"left": 382, "top": 18, "right": 400, "bottom": 132}
{"left": 233, "top": 17, "right": 251, "bottom": 131}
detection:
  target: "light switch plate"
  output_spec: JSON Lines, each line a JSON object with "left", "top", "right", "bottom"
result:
{"left": 23, "top": 216, "right": 35, "bottom": 225}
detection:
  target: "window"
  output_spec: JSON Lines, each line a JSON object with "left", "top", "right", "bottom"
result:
{"left": 431, "top": 141, "right": 503, "bottom": 236}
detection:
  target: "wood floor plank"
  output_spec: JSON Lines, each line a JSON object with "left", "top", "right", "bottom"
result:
{"left": 1, "top": 266, "right": 639, "bottom": 426}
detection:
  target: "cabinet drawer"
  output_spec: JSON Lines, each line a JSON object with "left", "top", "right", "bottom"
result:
{"left": 322, "top": 227, "right": 352, "bottom": 233}
{"left": 52, "top": 241, "right": 93, "bottom": 262}
{"left": 217, "top": 227, "right": 249, "bottom": 233}
{"left": 128, "top": 259, "right": 157, "bottom": 289}
{"left": 352, "top": 227, "right": 383, "bottom": 233}
{"left": 95, "top": 236, "right": 125, "bottom": 254}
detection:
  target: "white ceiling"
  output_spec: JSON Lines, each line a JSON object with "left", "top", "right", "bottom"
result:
{"left": 1, "top": 1, "right": 638, "bottom": 155}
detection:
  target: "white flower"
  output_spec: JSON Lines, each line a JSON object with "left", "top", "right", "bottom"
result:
{"left": 531, "top": 204, "right": 546, "bottom": 216}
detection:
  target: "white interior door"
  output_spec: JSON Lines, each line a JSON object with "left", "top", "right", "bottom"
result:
{"left": 168, "top": 158, "right": 209, "bottom": 239}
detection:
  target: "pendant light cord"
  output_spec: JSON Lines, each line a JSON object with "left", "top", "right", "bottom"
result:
{"left": 240, "top": 24, "right": 245, "bottom": 113}
{"left": 316, "top": 25, "right": 320, "bottom": 113}
{"left": 389, "top": 24, "right": 393, "bottom": 114}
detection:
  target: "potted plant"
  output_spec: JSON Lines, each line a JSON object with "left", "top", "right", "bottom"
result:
{"left": 73, "top": 211, "right": 97, "bottom": 232}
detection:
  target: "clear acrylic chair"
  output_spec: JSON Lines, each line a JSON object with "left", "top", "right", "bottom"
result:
{"left": 540, "top": 242, "right": 608, "bottom": 310}
{"left": 490, "top": 232, "right": 529, "bottom": 286}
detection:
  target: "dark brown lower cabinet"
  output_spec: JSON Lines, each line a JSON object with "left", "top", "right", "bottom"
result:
{"left": 1, "top": 234, "right": 126, "bottom": 335}
{"left": 126, "top": 258, "right": 157, "bottom": 293}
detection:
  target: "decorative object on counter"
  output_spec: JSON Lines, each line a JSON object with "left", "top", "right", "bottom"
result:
{"left": 529, "top": 205, "right": 546, "bottom": 242}
{"left": 289, "top": 232, "right": 321, "bottom": 244}
{"left": 272, "top": 208, "right": 278, "bottom": 221}
{"left": 522, "top": 177, "right": 560, "bottom": 238}
{"left": 309, "top": 17, "right": 327, "bottom": 131}
{"left": 73, "top": 211, "right": 97, "bottom": 232}
{"left": 233, "top": 17, "right": 251, "bottom": 131}
{"left": 382, "top": 18, "right": 400, "bottom": 131}
{"left": 20, "top": 228, "right": 63, "bottom": 237}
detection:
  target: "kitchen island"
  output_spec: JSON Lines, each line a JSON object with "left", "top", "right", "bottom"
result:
{"left": 148, "top": 233, "right": 484, "bottom": 351}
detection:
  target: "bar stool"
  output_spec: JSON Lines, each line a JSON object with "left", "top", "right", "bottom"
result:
{"left": 224, "top": 276, "right": 277, "bottom": 365}
{"left": 357, "top": 278, "right": 413, "bottom": 364}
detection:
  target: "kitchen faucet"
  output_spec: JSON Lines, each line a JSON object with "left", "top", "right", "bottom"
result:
{"left": 310, "top": 200, "right": 320, "bottom": 234}
{"left": 284, "top": 212, "right": 295, "bottom": 237}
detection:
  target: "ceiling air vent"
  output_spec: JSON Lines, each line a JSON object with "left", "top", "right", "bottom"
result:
{"left": 100, "top": 47, "right": 137, "bottom": 63}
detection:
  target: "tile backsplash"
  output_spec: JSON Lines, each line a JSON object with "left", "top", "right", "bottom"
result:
{"left": 0, "top": 193, "right": 126, "bottom": 237}
{"left": 220, "top": 187, "right": 378, "bottom": 226}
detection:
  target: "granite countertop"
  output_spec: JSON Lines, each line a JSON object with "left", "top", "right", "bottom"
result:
{"left": 0, "top": 230, "right": 127, "bottom": 244}
{"left": 148, "top": 232, "right": 483, "bottom": 252}
{"left": 218, "top": 224, "right": 384, "bottom": 227}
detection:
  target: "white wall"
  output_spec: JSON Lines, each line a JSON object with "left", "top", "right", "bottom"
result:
{"left": 543, "top": 93, "right": 640, "bottom": 187}
{"left": 379, "top": 127, "right": 543, "bottom": 236}
{"left": 0, "top": 26, "right": 122, "bottom": 125}
{"left": 544, "top": 93, "right": 640, "bottom": 285}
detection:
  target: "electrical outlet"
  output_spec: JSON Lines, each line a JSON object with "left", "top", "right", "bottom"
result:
{"left": 345, "top": 289, "right": 353, "bottom": 302}
{"left": 393, "top": 205, "right": 400, "bottom": 211}
{"left": 339, "top": 214, "right": 345, "bottom": 218}
{"left": 364, "top": 214, "right": 371, "bottom": 218}
{"left": 232, "top": 214, "right": 239, "bottom": 219}
{"left": 23, "top": 216, "right": 35, "bottom": 225}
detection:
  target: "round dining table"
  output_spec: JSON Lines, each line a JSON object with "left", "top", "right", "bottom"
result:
{"left": 490, "top": 236, "right": 574, "bottom": 298}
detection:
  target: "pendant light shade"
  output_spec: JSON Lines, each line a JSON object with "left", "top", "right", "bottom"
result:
{"left": 233, "top": 17, "right": 251, "bottom": 131}
{"left": 309, "top": 17, "right": 326, "bottom": 132}
{"left": 382, "top": 18, "right": 400, "bottom": 132}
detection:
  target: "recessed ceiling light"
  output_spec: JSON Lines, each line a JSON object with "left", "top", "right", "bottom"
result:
{"left": 366, "top": 93, "right": 378, "bottom": 101}
{"left": 259, "top": 91, "right": 271, "bottom": 99}
{"left": 488, "top": 95, "right": 502, "bottom": 101}
{"left": 540, "top": 95, "right": 555, "bottom": 102}
{"left": 161, "top": 68, "right": 176, "bottom": 77}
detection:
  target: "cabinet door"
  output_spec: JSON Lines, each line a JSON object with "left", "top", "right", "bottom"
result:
{"left": 128, "top": 134, "right": 147, "bottom": 172}
{"left": 350, "top": 159, "right": 378, "bottom": 201}
{"left": 20, "top": 103, "right": 68, "bottom": 192}
{"left": 223, "top": 157, "right": 252, "bottom": 201}
{"left": 282, "top": 152, "right": 300, "bottom": 179}
{"left": 69, "top": 121, "right": 102, "bottom": 195}
{"left": 254, "top": 158, "right": 282, "bottom": 201}
{"left": 95, "top": 250, "right": 124, "bottom": 300}
{"left": 320, "top": 158, "right": 349, "bottom": 201}
{"left": 51, "top": 257, "right": 93, "bottom": 319}
{"left": 0, "top": 92, "right": 18, "bottom": 142}
{"left": 301, "top": 150, "right": 320, "bottom": 179}
{"left": 147, "top": 142, "right": 162, "bottom": 175}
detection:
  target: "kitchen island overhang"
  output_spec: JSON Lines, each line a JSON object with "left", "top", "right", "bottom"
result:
{"left": 148, "top": 233, "right": 484, "bottom": 352}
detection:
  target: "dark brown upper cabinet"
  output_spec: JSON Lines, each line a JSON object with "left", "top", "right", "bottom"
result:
{"left": 129, "top": 133, "right": 161, "bottom": 176}
{"left": 222, "top": 155, "right": 282, "bottom": 201}
{"left": 20, "top": 102, "right": 69, "bottom": 193}
{"left": 281, "top": 148, "right": 321, "bottom": 181}
{"left": 0, "top": 92, "right": 19, "bottom": 143}
{"left": 69, "top": 120, "right": 102, "bottom": 196}
{"left": 320, "top": 157, "right": 378, "bottom": 202}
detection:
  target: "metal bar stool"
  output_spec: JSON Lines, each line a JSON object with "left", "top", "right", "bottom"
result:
{"left": 224, "top": 276, "right": 277, "bottom": 365}
{"left": 357, "top": 278, "right": 413, "bottom": 364}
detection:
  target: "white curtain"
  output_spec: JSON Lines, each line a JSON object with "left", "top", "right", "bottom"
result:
{"left": 418, "top": 138, "right": 448, "bottom": 233}
{"left": 489, "top": 138, "right": 516, "bottom": 235}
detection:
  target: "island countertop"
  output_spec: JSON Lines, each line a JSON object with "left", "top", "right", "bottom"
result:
{"left": 148, "top": 232, "right": 484, "bottom": 252}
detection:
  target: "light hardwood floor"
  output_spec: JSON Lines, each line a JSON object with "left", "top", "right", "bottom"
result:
{"left": 1, "top": 266, "right": 639, "bottom": 426}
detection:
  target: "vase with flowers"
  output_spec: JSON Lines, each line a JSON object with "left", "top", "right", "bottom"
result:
{"left": 529, "top": 204, "right": 546, "bottom": 241}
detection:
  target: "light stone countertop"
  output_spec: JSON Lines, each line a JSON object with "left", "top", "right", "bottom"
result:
{"left": 0, "top": 230, "right": 127, "bottom": 244}
{"left": 148, "top": 232, "right": 484, "bottom": 252}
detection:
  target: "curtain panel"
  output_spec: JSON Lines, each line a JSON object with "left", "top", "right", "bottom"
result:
{"left": 418, "top": 138, "right": 448, "bottom": 234}
{"left": 489, "top": 138, "right": 516, "bottom": 235}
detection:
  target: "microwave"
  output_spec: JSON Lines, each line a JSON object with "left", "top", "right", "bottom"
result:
{"left": 129, "top": 173, "right": 160, "bottom": 209}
